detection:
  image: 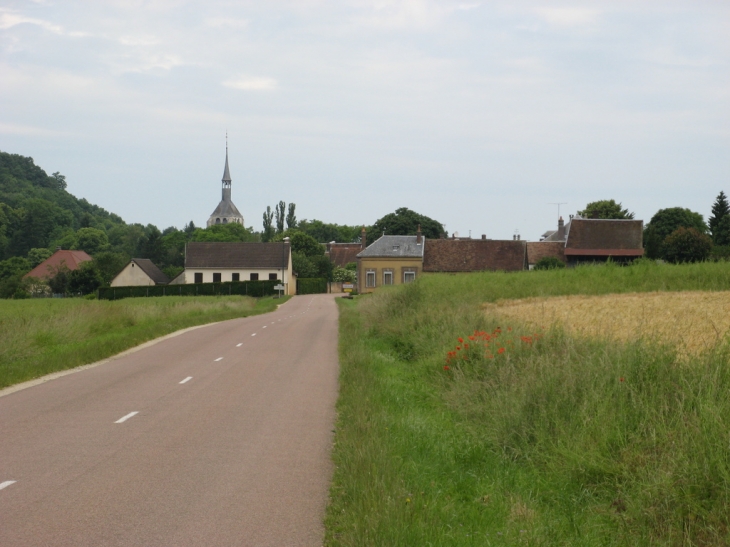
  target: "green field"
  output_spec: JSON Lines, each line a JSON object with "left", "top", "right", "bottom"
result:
{"left": 0, "top": 295, "right": 288, "bottom": 389}
{"left": 326, "top": 261, "right": 730, "bottom": 546}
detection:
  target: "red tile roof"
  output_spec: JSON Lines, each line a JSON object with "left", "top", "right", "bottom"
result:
{"left": 423, "top": 239, "right": 526, "bottom": 272}
{"left": 326, "top": 243, "right": 362, "bottom": 268}
{"left": 24, "top": 250, "right": 92, "bottom": 280}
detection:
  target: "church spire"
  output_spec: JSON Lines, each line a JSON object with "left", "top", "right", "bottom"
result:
{"left": 222, "top": 132, "right": 232, "bottom": 183}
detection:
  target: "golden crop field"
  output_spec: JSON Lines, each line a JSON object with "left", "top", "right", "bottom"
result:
{"left": 486, "top": 290, "right": 730, "bottom": 356}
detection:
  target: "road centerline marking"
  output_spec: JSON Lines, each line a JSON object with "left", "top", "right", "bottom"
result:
{"left": 0, "top": 481, "right": 16, "bottom": 491}
{"left": 251, "top": 333, "right": 256, "bottom": 336}
{"left": 180, "top": 376, "right": 192, "bottom": 384}
{"left": 214, "top": 357, "right": 223, "bottom": 362}
{"left": 236, "top": 343, "right": 243, "bottom": 347}
{"left": 115, "top": 411, "right": 138, "bottom": 424}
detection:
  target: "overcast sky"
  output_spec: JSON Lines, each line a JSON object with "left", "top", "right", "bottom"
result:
{"left": 1, "top": 1, "right": 728, "bottom": 240}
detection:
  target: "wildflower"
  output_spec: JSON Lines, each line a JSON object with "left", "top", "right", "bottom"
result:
{"left": 443, "top": 365, "right": 450, "bottom": 371}
{"left": 619, "top": 377, "right": 625, "bottom": 383}
{"left": 464, "top": 344, "right": 469, "bottom": 349}
{"left": 456, "top": 346, "right": 461, "bottom": 351}
{"left": 497, "top": 347, "right": 505, "bottom": 354}
{"left": 458, "top": 337, "right": 464, "bottom": 343}
{"left": 406, "top": 498, "right": 411, "bottom": 504}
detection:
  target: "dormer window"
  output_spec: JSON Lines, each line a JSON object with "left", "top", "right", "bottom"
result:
{"left": 392, "top": 245, "right": 400, "bottom": 251}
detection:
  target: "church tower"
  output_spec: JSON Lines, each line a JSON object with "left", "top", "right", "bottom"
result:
{"left": 207, "top": 137, "right": 244, "bottom": 227}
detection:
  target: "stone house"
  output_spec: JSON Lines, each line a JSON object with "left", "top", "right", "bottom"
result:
{"left": 356, "top": 231, "right": 424, "bottom": 293}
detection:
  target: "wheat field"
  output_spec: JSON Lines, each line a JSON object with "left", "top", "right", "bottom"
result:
{"left": 486, "top": 290, "right": 730, "bottom": 356}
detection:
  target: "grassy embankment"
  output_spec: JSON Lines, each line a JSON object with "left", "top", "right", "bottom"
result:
{"left": 0, "top": 295, "right": 288, "bottom": 389}
{"left": 327, "top": 260, "right": 730, "bottom": 546}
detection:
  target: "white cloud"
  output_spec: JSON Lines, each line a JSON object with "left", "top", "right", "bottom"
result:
{"left": 0, "top": 8, "right": 89, "bottom": 37}
{"left": 119, "top": 35, "right": 160, "bottom": 46}
{"left": 533, "top": 7, "right": 601, "bottom": 27}
{"left": 457, "top": 3, "right": 481, "bottom": 11}
{"left": 222, "top": 76, "right": 278, "bottom": 91}
{"left": 0, "top": 122, "right": 69, "bottom": 137}
{"left": 204, "top": 17, "right": 249, "bottom": 29}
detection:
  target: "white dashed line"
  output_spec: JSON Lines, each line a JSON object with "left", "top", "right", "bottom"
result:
{"left": 262, "top": 326, "right": 267, "bottom": 329}
{"left": 115, "top": 411, "right": 139, "bottom": 424}
{"left": 0, "top": 481, "right": 16, "bottom": 491}
{"left": 180, "top": 377, "right": 192, "bottom": 384}
{"left": 214, "top": 357, "right": 223, "bottom": 362}
{"left": 251, "top": 333, "right": 256, "bottom": 337}
{"left": 236, "top": 343, "right": 243, "bottom": 347}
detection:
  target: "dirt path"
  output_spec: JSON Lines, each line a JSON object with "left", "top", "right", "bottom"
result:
{"left": 0, "top": 294, "right": 340, "bottom": 546}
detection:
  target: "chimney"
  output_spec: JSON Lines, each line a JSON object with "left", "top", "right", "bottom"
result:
{"left": 558, "top": 216, "right": 565, "bottom": 240}
{"left": 56, "top": 246, "right": 62, "bottom": 251}
{"left": 517, "top": 234, "right": 521, "bottom": 241}
{"left": 481, "top": 234, "right": 486, "bottom": 240}
{"left": 360, "top": 226, "right": 367, "bottom": 249}
{"left": 416, "top": 224, "right": 422, "bottom": 245}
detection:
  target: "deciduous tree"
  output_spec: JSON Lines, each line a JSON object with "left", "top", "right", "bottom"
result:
{"left": 662, "top": 227, "right": 712, "bottom": 263}
{"left": 578, "top": 199, "right": 634, "bottom": 219}
{"left": 643, "top": 207, "right": 707, "bottom": 259}
{"left": 370, "top": 207, "right": 446, "bottom": 245}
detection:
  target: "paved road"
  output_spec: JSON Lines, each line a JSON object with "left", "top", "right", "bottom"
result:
{"left": 0, "top": 294, "right": 340, "bottom": 546}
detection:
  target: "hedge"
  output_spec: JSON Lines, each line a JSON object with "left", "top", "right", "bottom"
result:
{"left": 98, "top": 279, "right": 281, "bottom": 301}
{"left": 296, "top": 278, "right": 328, "bottom": 295}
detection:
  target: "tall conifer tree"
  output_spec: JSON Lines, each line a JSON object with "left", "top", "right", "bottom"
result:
{"left": 709, "top": 191, "right": 729, "bottom": 243}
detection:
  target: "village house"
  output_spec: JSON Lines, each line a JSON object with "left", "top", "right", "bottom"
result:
{"left": 170, "top": 241, "right": 295, "bottom": 295}
{"left": 110, "top": 258, "right": 169, "bottom": 287}
{"left": 23, "top": 249, "right": 92, "bottom": 280}
{"left": 356, "top": 229, "right": 424, "bottom": 293}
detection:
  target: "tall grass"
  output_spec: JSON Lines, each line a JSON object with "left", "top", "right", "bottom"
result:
{"left": 326, "top": 262, "right": 730, "bottom": 546}
{"left": 0, "top": 295, "right": 287, "bottom": 389}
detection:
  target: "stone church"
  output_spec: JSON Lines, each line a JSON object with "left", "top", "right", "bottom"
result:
{"left": 207, "top": 144, "right": 244, "bottom": 227}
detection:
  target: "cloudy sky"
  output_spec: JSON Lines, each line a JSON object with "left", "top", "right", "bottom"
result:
{"left": 1, "top": 1, "right": 728, "bottom": 240}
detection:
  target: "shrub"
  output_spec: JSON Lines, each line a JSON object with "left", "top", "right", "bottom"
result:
{"left": 663, "top": 227, "right": 713, "bottom": 263}
{"left": 534, "top": 256, "right": 566, "bottom": 270}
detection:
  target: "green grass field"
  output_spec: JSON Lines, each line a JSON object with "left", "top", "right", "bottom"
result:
{"left": 0, "top": 295, "right": 288, "bottom": 389}
{"left": 326, "top": 261, "right": 730, "bottom": 546}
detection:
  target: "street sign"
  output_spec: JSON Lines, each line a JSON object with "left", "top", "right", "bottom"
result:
{"left": 274, "top": 284, "right": 284, "bottom": 290}
{"left": 342, "top": 283, "right": 354, "bottom": 293}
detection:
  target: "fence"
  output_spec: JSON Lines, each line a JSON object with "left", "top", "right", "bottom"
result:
{"left": 98, "top": 280, "right": 281, "bottom": 301}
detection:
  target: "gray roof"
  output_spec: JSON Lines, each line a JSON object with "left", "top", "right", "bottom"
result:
{"left": 210, "top": 198, "right": 242, "bottom": 218}
{"left": 131, "top": 258, "right": 169, "bottom": 284}
{"left": 186, "top": 242, "right": 290, "bottom": 268}
{"left": 357, "top": 235, "right": 424, "bottom": 258}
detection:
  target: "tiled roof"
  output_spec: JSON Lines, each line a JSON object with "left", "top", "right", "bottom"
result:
{"left": 566, "top": 219, "right": 643, "bottom": 250}
{"left": 327, "top": 243, "right": 362, "bottom": 267}
{"left": 526, "top": 242, "right": 567, "bottom": 265}
{"left": 357, "top": 235, "right": 424, "bottom": 258}
{"left": 423, "top": 239, "right": 526, "bottom": 272}
{"left": 186, "top": 242, "right": 290, "bottom": 268}
{"left": 131, "top": 259, "right": 169, "bottom": 285}
{"left": 24, "top": 250, "right": 92, "bottom": 279}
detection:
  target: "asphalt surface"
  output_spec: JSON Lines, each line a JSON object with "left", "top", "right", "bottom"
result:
{"left": 0, "top": 294, "right": 340, "bottom": 546}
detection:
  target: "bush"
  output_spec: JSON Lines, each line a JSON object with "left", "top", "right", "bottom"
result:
{"left": 663, "top": 227, "right": 713, "bottom": 263}
{"left": 98, "top": 279, "right": 280, "bottom": 300}
{"left": 534, "top": 256, "right": 566, "bottom": 270}
{"left": 297, "top": 278, "right": 327, "bottom": 294}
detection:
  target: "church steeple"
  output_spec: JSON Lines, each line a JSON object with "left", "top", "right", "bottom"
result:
{"left": 207, "top": 134, "right": 244, "bottom": 228}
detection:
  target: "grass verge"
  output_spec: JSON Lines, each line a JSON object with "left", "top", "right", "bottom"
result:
{"left": 0, "top": 295, "right": 289, "bottom": 389}
{"left": 326, "top": 262, "right": 730, "bottom": 546}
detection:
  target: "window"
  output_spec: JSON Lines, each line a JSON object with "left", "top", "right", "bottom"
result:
{"left": 213, "top": 273, "right": 222, "bottom": 283}
{"left": 215, "top": 218, "right": 221, "bottom": 224}
{"left": 250, "top": 273, "right": 259, "bottom": 281}
{"left": 232, "top": 273, "right": 240, "bottom": 282}
{"left": 404, "top": 270, "right": 416, "bottom": 283}
{"left": 194, "top": 272, "right": 203, "bottom": 284}
{"left": 383, "top": 270, "right": 393, "bottom": 285}
{"left": 366, "top": 271, "right": 376, "bottom": 288}
{"left": 269, "top": 273, "right": 278, "bottom": 280}
{"left": 222, "top": 218, "right": 228, "bottom": 224}
{"left": 392, "top": 245, "right": 400, "bottom": 251}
